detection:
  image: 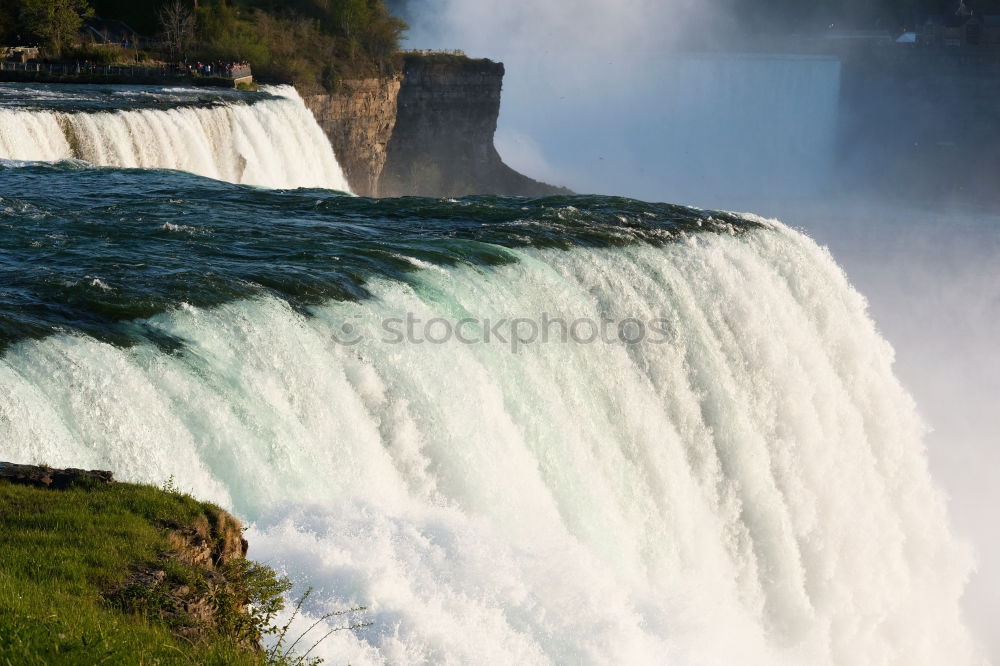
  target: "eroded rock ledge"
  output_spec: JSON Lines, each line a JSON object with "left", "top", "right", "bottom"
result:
{"left": 110, "top": 502, "right": 255, "bottom": 647}
{"left": 0, "top": 460, "right": 114, "bottom": 489}
{"left": 302, "top": 54, "right": 570, "bottom": 198}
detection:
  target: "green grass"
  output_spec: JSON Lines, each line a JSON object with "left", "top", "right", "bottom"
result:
{"left": 0, "top": 481, "right": 268, "bottom": 665}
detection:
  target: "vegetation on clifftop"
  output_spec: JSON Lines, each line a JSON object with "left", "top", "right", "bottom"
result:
{"left": 0, "top": 0, "right": 406, "bottom": 92}
{"left": 186, "top": 0, "right": 406, "bottom": 91}
{"left": 0, "top": 477, "right": 288, "bottom": 665}
{"left": 399, "top": 51, "right": 495, "bottom": 71}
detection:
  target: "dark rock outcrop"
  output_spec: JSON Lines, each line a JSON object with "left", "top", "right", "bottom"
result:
{"left": 301, "top": 54, "right": 569, "bottom": 197}
{"left": 0, "top": 461, "right": 114, "bottom": 489}
{"left": 380, "top": 55, "right": 569, "bottom": 198}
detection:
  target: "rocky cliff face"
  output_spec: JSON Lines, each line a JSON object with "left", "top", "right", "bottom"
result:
{"left": 302, "top": 54, "right": 567, "bottom": 198}
{"left": 119, "top": 507, "right": 254, "bottom": 647}
{"left": 302, "top": 76, "right": 401, "bottom": 196}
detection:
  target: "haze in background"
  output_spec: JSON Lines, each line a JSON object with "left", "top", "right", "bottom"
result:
{"left": 394, "top": 0, "right": 1000, "bottom": 661}
{"left": 394, "top": 0, "right": 844, "bottom": 209}
{"left": 796, "top": 203, "right": 1000, "bottom": 665}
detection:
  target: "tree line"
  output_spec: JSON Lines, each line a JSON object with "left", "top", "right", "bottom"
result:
{"left": 0, "top": 0, "right": 407, "bottom": 92}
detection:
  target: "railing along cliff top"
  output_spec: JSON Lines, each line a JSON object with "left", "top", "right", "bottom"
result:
{"left": 0, "top": 60, "right": 252, "bottom": 80}
{"left": 400, "top": 49, "right": 467, "bottom": 57}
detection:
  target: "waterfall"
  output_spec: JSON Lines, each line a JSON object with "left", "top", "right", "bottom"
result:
{"left": 0, "top": 85, "right": 351, "bottom": 191}
{"left": 0, "top": 218, "right": 979, "bottom": 665}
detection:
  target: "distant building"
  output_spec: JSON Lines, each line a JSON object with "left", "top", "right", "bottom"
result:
{"left": 981, "top": 15, "right": 1000, "bottom": 46}
{"left": 918, "top": 12, "right": 1000, "bottom": 47}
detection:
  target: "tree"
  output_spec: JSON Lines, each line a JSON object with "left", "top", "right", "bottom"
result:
{"left": 364, "top": 7, "right": 406, "bottom": 75}
{"left": 334, "top": 0, "right": 371, "bottom": 39}
{"left": 0, "top": 0, "right": 19, "bottom": 43}
{"left": 159, "top": 0, "right": 196, "bottom": 59}
{"left": 19, "top": 0, "right": 93, "bottom": 55}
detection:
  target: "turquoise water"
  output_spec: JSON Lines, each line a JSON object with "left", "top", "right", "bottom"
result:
{"left": 0, "top": 161, "right": 752, "bottom": 347}
{"left": 0, "top": 82, "right": 276, "bottom": 111}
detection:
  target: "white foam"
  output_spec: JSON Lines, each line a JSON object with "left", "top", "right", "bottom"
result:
{"left": 0, "top": 85, "right": 351, "bottom": 191}
{"left": 0, "top": 223, "right": 981, "bottom": 665}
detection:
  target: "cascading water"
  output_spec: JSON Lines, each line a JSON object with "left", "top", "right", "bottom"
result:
{"left": 0, "top": 84, "right": 351, "bottom": 190}
{"left": 0, "top": 162, "right": 982, "bottom": 665}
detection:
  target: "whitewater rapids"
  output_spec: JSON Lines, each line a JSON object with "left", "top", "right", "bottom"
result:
{"left": 0, "top": 217, "right": 981, "bottom": 664}
{"left": 0, "top": 85, "right": 350, "bottom": 190}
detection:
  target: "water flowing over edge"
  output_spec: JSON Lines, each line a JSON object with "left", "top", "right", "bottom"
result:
{"left": 0, "top": 85, "right": 351, "bottom": 191}
{"left": 0, "top": 218, "right": 982, "bottom": 665}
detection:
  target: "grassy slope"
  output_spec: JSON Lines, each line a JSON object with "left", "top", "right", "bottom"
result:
{"left": 0, "top": 481, "right": 263, "bottom": 666}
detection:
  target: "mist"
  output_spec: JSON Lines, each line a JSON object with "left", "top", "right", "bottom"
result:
{"left": 780, "top": 200, "right": 1000, "bottom": 664}
{"left": 393, "top": 0, "right": 1000, "bottom": 662}
{"left": 393, "top": 0, "right": 840, "bottom": 209}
